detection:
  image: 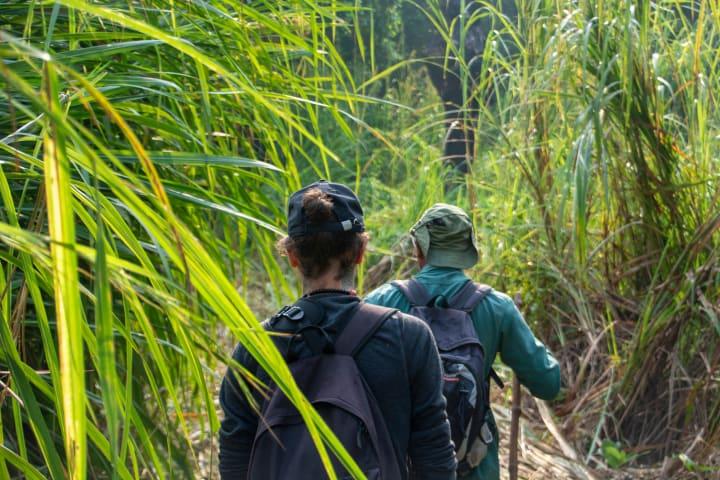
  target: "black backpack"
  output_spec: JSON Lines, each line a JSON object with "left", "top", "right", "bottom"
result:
{"left": 247, "top": 300, "right": 403, "bottom": 480}
{"left": 392, "top": 279, "right": 502, "bottom": 475}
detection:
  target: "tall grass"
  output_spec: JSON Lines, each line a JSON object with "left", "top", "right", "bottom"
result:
{"left": 1, "top": 1, "right": 374, "bottom": 477}
{"left": 2, "top": 0, "right": 719, "bottom": 477}
{"left": 497, "top": 2, "right": 720, "bottom": 465}
{"left": 354, "top": 0, "right": 719, "bottom": 472}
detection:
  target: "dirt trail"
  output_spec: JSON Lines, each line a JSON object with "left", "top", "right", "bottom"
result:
{"left": 490, "top": 377, "right": 674, "bottom": 480}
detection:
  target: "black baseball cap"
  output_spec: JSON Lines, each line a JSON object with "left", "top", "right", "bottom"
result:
{"left": 287, "top": 180, "right": 365, "bottom": 237}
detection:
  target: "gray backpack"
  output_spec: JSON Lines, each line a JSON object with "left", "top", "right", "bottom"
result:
{"left": 392, "top": 279, "right": 502, "bottom": 475}
{"left": 248, "top": 300, "right": 403, "bottom": 480}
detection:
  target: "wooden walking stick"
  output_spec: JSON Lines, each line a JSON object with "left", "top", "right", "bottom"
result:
{"left": 509, "top": 294, "right": 523, "bottom": 480}
{"left": 509, "top": 374, "right": 521, "bottom": 480}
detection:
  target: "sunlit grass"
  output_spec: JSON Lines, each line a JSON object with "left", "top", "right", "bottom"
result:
{"left": 357, "top": 0, "right": 719, "bottom": 470}
{"left": 1, "top": 0, "right": 718, "bottom": 477}
{"left": 1, "top": 1, "right": 375, "bottom": 477}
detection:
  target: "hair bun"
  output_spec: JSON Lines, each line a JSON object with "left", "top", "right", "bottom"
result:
{"left": 302, "top": 188, "right": 334, "bottom": 222}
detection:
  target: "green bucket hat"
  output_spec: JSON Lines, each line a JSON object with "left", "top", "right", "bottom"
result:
{"left": 410, "top": 203, "right": 479, "bottom": 269}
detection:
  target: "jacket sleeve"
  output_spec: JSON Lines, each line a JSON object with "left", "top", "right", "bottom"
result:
{"left": 403, "top": 315, "right": 458, "bottom": 480}
{"left": 496, "top": 295, "right": 561, "bottom": 400}
{"left": 218, "top": 345, "right": 260, "bottom": 479}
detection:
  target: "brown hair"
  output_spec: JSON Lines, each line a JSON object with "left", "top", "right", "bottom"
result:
{"left": 277, "top": 188, "right": 368, "bottom": 280}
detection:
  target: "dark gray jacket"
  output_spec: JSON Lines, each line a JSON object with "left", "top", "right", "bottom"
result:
{"left": 218, "top": 291, "right": 457, "bottom": 479}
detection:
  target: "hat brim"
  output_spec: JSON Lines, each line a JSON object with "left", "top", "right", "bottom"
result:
{"left": 425, "top": 244, "right": 478, "bottom": 269}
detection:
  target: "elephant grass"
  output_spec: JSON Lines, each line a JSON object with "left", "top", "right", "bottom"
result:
{"left": 0, "top": 1, "right": 375, "bottom": 478}
{"left": 355, "top": 0, "right": 719, "bottom": 472}
{"left": 1, "top": 0, "right": 719, "bottom": 477}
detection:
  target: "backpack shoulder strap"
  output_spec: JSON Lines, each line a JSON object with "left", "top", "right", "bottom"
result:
{"left": 334, "top": 303, "right": 396, "bottom": 356}
{"left": 391, "top": 279, "right": 432, "bottom": 307}
{"left": 449, "top": 281, "right": 492, "bottom": 312}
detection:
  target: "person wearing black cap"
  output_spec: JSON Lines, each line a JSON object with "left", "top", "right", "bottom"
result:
{"left": 218, "top": 181, "right": 457, "bottom": 479}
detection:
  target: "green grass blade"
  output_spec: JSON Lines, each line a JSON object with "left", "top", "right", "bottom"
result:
{"left": 0, "top": 445, "right": 46, "bottom": 480}
{"left": 42, "top": 61, "right": 87, "bottom": 480}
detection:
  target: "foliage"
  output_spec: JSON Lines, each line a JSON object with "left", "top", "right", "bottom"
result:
{"left": 600, "top": 440, "right": 635, "bottom": 469}
{"left": 678, "top": 453, "right": 720, "bottom": 475}
{"left": 357, "top": 0, "right": 720, "bottom": 471}
{"left": 0, "top": 0, "right": 373, "bottom": 478}
{"left": 1, "top": 0, "right": 719, "bottom": 477}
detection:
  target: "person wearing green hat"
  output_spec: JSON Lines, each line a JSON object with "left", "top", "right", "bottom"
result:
{"left": 365, "top": 203, "right": 561, "bottom": 480}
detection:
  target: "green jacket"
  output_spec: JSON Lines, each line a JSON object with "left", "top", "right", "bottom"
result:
{"left": 365, "top": 265, "right": 561, "bottom": 480}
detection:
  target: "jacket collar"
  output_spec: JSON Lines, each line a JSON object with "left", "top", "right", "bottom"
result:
{"left": 414, "top": 264, "right": 469, "bottom": 283}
